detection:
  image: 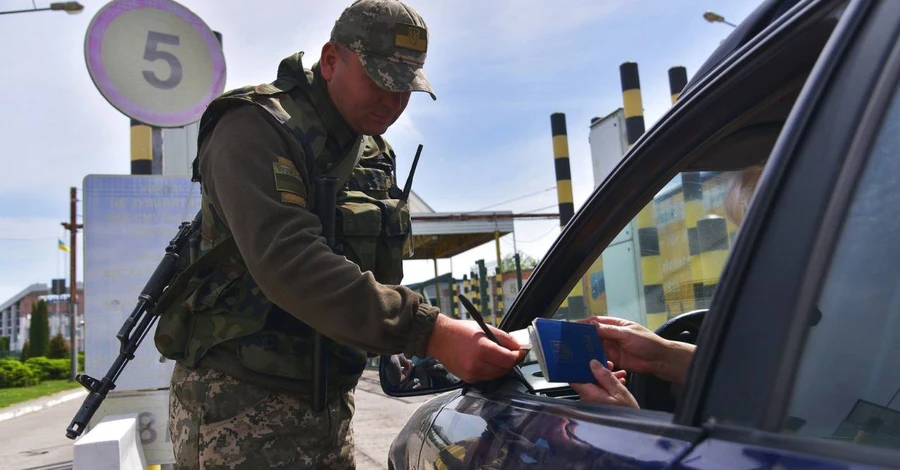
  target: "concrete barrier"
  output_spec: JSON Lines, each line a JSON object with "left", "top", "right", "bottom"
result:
{"left": 73, "top": 413, "right": 148, "bottom": 470}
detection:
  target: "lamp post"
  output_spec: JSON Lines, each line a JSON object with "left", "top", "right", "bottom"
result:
{"left": 0, "top": 2, "right": 84, "bottom": 16}
{"left": 703, "top": 10, "right": 737, "bottom": 28}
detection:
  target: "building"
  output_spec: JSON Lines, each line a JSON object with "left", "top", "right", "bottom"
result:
{"left": 406, "top": 265, "right": 535, "bottom": 326}
{"left": 583, "top": 109, "right": 741, "bottom": 330}
{"left": 0, "top": 282, "right": 84, "bottom": 354}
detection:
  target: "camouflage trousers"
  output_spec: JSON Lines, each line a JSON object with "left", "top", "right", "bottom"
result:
{"left": 168, "top": 363, "right": 356, "bottom": 469}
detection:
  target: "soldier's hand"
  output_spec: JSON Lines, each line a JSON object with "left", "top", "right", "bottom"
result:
{"left": 425, "top": 315, "right": 526, "bottom": 383}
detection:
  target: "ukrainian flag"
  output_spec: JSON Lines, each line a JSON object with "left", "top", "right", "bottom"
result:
{"left": 58, "top": 239, "right": 70, "bottom": 252}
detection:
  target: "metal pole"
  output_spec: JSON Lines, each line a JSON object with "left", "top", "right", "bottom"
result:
{"left": 668, "top": 66, "right": 688, "bottom": 104}
{"left": 550, "top": 113, "right": 583, "bottom": 318}
{"left": 512, "top": 231, "right": 522, "bottom": 290}
{"left": 433, "top": 259, "right": 440, "bottom": 310}
{"left": 515, "top": 253, "right": 523, "bottom": 290}
{"left": 131, "top": 120, "right": 163, "bottom": 175}
{"left": 0, "top": 7, "right": 52, "bottom": 15}
{"left": 68, "top": 187, "right": 78, "bottom": 381}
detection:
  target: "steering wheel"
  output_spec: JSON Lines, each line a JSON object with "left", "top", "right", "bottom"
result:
{"left": 627, "top": 309, "right": 707, "bottom": 412}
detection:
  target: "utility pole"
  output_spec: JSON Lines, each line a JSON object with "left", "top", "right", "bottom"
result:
{"left": 61, "top": 187, "right": 82, "bottom": 381}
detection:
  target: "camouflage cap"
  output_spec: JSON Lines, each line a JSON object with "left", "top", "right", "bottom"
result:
{"left": 331, "top": 0, "right": 436, "bottom": 100}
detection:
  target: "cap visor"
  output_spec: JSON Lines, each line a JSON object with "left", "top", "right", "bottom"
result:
{"left": 358, "top": 53, "right": 436, "bottom": 101}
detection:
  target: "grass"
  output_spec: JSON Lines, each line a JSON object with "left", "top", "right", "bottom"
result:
{"left": 0, "top": 380, "right": 81, "bottom": 409}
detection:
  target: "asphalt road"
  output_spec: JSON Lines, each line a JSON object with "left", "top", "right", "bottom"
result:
{"left": 0, "top": 370, "right": 433, "bottom": 470}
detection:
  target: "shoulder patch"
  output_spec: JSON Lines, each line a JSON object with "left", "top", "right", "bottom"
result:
{"left": 281, "top": 192, "right": 307, "bottom": 207}
{"left": 273, "top": 156, "right": 307, "bottom": 207}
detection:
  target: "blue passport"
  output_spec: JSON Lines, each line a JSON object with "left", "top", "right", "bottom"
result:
{"left": 528, "top": 318, "right": 607, "bottom": 383}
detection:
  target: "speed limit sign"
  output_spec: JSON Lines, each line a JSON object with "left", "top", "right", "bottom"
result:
{"left": 85, "top": 0, "right": 226, "bottom": 128}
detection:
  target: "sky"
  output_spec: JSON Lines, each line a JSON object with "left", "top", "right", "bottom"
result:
{"left": 0, "top": 0, "right": 763, "bottom": 303}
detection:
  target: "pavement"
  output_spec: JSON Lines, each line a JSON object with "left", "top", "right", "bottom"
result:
{"left": 0, "top": 370, "right": 432, "bottom": 470}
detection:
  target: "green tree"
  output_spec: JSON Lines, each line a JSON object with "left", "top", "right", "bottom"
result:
{"left": 28, "top": 300, "right": 50, "bottom": 358}
{"left": 500, "top": 251, "right": 539, "bottom": 273}
{"left": 48, "top": 333, "right": 69, "bottom": 359}
{"left": 21, "top": 340, "right": 31, "bottom": 362}
{"left": 0, "top": 336, "right": 9, "bottom": 354}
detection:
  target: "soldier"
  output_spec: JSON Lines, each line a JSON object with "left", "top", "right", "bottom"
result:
{"left": 153, "top": 0, "right": 525, "bottom": 468}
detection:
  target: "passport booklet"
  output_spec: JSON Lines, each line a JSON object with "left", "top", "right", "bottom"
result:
{"left": 516, "top": 318, "right": 608, "bottom": 383}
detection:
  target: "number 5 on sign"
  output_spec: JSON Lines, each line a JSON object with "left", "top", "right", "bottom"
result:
{"left": 143, "top": 31, "right": 183, "bottom": 90}
{"left": 85, "top": 0, "right": 226, "bottom": 128}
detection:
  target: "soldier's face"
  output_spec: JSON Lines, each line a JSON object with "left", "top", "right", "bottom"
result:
{"left": 321, "top": 43, "right": 411, "bottom": 136}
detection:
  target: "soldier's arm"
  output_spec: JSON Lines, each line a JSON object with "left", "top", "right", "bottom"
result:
{"left": 199, "top": 104, "right": 438, "bottom": 358}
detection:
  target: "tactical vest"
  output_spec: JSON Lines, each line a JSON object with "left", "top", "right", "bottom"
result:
{"left": 154, "top": 54, "right": 411, "bottom": 389}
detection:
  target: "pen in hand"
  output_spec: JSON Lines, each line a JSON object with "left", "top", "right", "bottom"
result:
{"left": 457, "top": 294, "right": 534, "bottom": 392}
{"left": 457, "top": 294, "right": 500, "bottom": 344}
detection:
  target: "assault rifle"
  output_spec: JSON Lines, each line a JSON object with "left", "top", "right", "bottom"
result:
{"left": 65, "top": 211, "right": 202, "bottom": 440}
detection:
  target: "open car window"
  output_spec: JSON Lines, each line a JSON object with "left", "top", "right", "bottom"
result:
{"left": 519, "top": 165, "right": 771, "bottom": 393}
{"left": 552, "top": 168, "right": 764, "bottom": 330}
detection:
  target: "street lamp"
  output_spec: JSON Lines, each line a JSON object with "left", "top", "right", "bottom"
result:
{"left": 0, "top": 2, "right": 84, "bottom": 16}
{"left": 703, "top": 10, "right": 737, "bottom": 28}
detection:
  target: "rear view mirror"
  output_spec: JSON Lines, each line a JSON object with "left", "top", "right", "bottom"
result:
{"left": 379, "top": 354, "right": 463, "bottom": 397}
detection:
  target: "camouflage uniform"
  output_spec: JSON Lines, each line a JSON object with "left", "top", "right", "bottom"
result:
{"left": 155, "top": 1, "right": 438, "bottom": 468}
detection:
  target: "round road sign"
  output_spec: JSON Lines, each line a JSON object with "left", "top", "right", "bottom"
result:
{"left": 85, "top": 0, "right": 226, "bottom": 128}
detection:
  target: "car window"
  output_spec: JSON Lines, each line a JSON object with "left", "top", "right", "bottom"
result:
{"left": 781, "top": 85, "right": 900, "bottom": 453}
{"left": 551, "top": 167, "right": 764, "bottom": 331}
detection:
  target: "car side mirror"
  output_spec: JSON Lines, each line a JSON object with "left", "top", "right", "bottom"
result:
{"left": 378, "top": 354, "right": 464, "bottom": 397}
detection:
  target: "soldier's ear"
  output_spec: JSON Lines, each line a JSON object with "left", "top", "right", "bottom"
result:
{"left": 320, "top": 42, "right": 340, "bottom": 81}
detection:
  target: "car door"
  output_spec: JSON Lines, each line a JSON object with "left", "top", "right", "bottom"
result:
{"left": 413, "top": 1, "right": 859, "bottom": 469}
{"left": 672, "top": 0, "right": 900, "bottom": 467}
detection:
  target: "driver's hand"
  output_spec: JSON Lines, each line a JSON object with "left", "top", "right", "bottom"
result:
{"left": 570, "top": 360, "right": 638, "bottom": 408}
{"left": 579, "top": 316, "right": 696, "bottom": 385}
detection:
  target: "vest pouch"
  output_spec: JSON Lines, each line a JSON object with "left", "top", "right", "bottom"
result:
{"left": 374, "top": 199, "right": 411, "bottom": 285}
{"left": 336, "top": 201, "right": 382, "bottom": 274}
{"left": 184, "top": 266, "right": 274, "bottom": 366}
{"left": 154, "top": 268, "right": 242, "bottom": 363}
{"left": 236, "top": 331, "right": 314, "bottom": 381}
{"left": 154, "top": 276, "right": 203, "bottom": 362}
{"left": 346, "top": 167, "right": 391, "bottom": 196}
{"left": 329, "top": 341, "right": 368, "bottom": 380}
{"left": 236, "top": 331, "right": 367, "bottom": 385}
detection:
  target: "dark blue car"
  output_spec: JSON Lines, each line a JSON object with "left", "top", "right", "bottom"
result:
{"left": 379, "top": 0, "right": 900, "bottom": 468}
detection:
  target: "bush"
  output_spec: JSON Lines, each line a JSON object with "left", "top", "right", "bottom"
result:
{"left": 0, "top": 358, "right": 40, "bottom": 388}
{"left": 48, "top": 333, "right": 69, "bottom": 359}
{"left": 21, "top": 340, "right": 30, "bottom": 362}
{"left": 24, "top": 357, "right": 70, "bottom": 381}
{"left": 29, "top": 300, "right": 50, "bottom": 358}
{"left": 78, "top": 352, "right": 85, "bottom": 372}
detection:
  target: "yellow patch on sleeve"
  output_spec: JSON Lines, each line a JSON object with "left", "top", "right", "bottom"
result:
{"left": 395, "top": 23, "right": 427, "bottom": 52}
{"left": 281, "top": 192, "right": 307, "bottom": 208}
{"left": 273, "top": 155, "right": 307, "bottom": 203}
